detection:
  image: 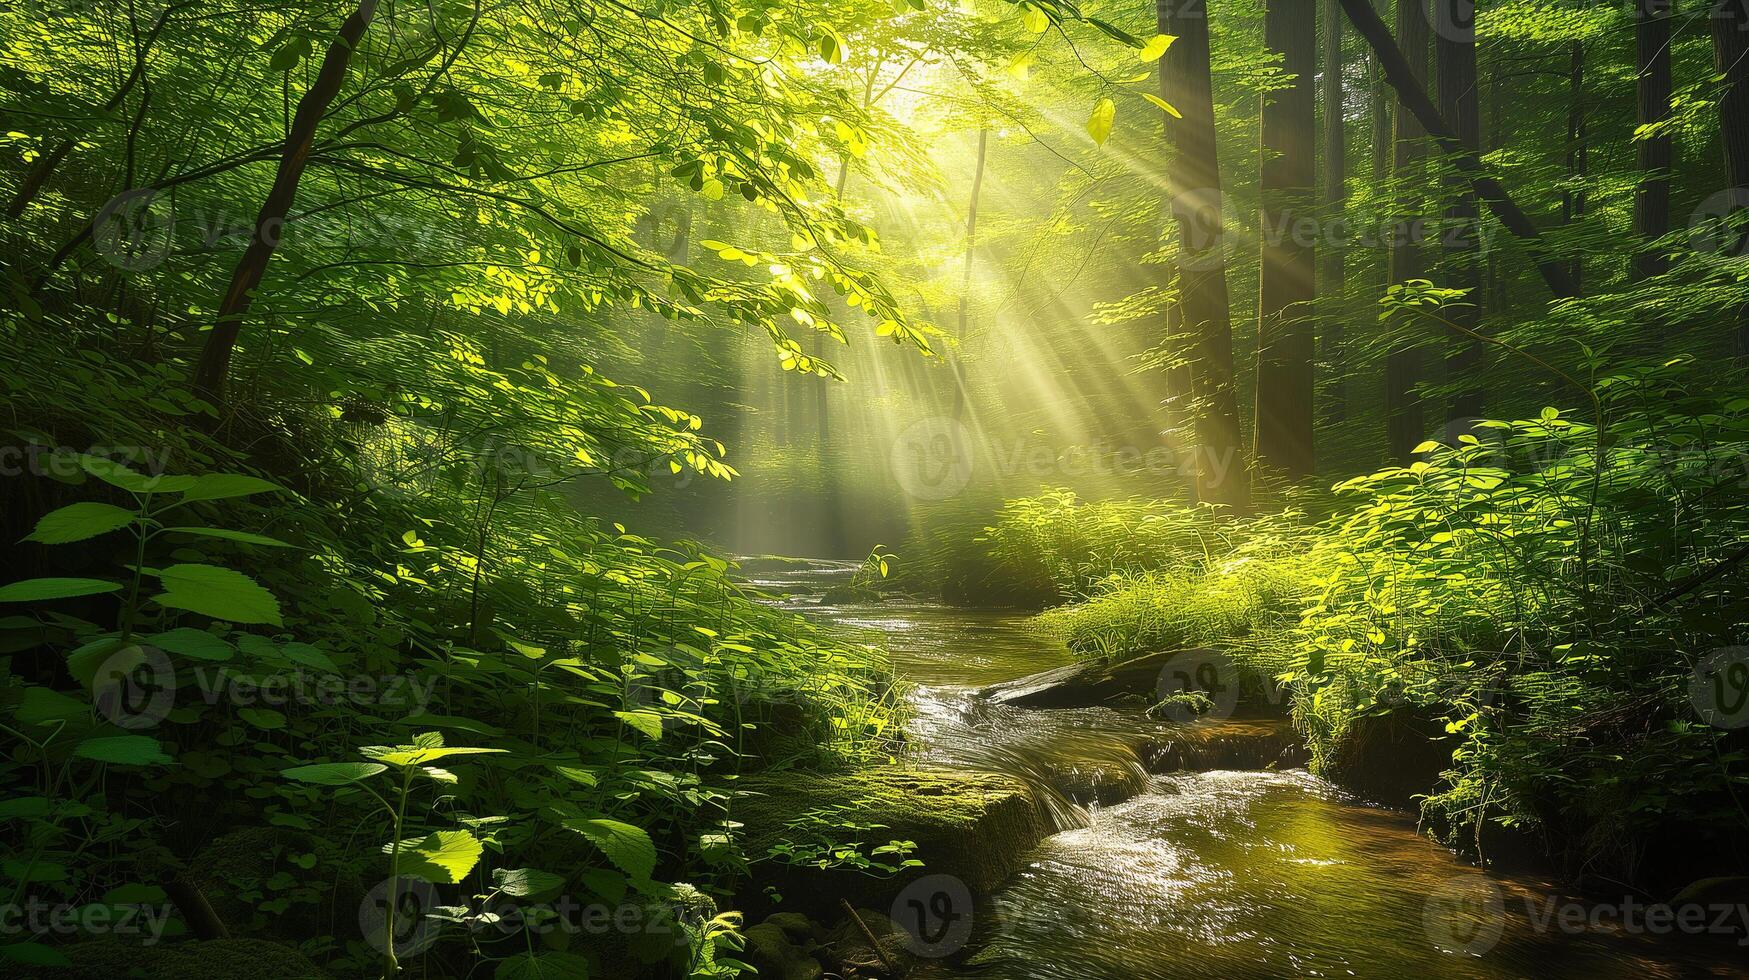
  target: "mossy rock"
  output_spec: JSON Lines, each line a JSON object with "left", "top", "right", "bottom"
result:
{"left": 42, "top": 938, "right": 328, "bottom": 979}
{"left": 1143, "top": 717, "right": 1308, "bottom": 773}
{"left": 735, "top": 766, "right": 1046, "bottom": 917}
{"left": 741, "top": 921, "right": 824, "bottom": 980}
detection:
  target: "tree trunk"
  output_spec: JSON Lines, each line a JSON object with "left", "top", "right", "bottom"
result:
{"left": 1633, "top": 0, "right": 1674, "bottom": 280}
{"left": 1437, "top": 0, "right": 1484, "bottom": 427}
{"left": 190, "top": 0, "right": 379, "bottom": 405}
{"left": 1161, "top": 0, "right": 1249, "bottom": 509}
{"left": 1384, "top": 0, "right": 1429, "bottom": 461}
{"left": 1336, "top": 0, "right": 1580, "bottom": 299}
{"left": 1712, "top": 0, "right": 1749, "bottom": 354}
{"left": 1322, "top": 0, "right": 1348, "bottom": 425}
{"left": 1255, "top": 0, "right": 1318, "bottom": 477}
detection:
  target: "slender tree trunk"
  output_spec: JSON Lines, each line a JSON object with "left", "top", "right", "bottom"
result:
{"left": 1162, "top": 0, "right": 1249, "bottom": 509}
{"left": 191, "top": 0, "right": 379, "bottom": 404}
{"left": 1437, "top": 0, "right": 1484, "bottom": 427}
{"left": 1712, "top": 0, "right": 1749, "bottom": 354}
{"left": 1322, "top": 0, "right": 1348, "bottom": 425}
{"left": 1384, "top": 0, "right": 1429, "bottom": 461}
{"left": 1562, "top": 41, "right": 1587, "bottom": 293}
{"left": 1633, "top": 0, "right": 1674, "bottom": 280}
{"left": 1256, "top": 0, "right": 1318, "bottom": 476}
{"left": 1337, "top": 0, "right": 1580, "bottom": 298}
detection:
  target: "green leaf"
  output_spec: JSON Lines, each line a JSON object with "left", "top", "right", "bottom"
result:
{"left": 492, "top": 867, "right": 566, "bottom": 899}
{"left": 238, "top": 707, "right": 286, "bottom": 730}
{"left": 0, "top": 577, "right": 121, "bottom": 602}
{"left": 145, "top": 627, "right": 235, "bottom": 662}
{"left": 283, "top": 762, "right": 388, "bottom": 785}
{"left": 1142, "top": 92, "right": 1183, "bottom": 119}
{"left": 151, "top": 563, "right": 282, "bottom": 625}
{"left": 163, "top": 527, "right": 296, "bottom": 548}
{"left": 495, "top": 951, "right": 591, "bottom": 980}
{"left": 565, "top": 818, "right": 657, "bottom": 881}
{"left": 1411, "top": 440, "right": 1443, "bottom": 454}
{"left": 24, "top": 502, "right": 137, "bottom": 545}
{"left": 78, "top": 455, "right": 194, "bottom": 494}
{"left": 389, "top": 829, "right": 483, "bottom": 884}
{"left": 282, "top": 642, "right": 337, "bottom": 672}
{"left": 67, "top": 636, "right": 130, "bottom": 687}
{"left": 817, "top": 28, "right": 845, "bottom": 64}
{"left": 1138, "top": 34, "right": 1176, "bottom": 62}
{"left": 366, "top": 745, "right": 508, "bottom": 767}
{"left": 613, "top": 709, "right": 663, "bottom": 741}
{"left": 1087, "top": 98, "right": 1116, "bottom": 146}
{"left": 177, "top": 474, "right": 286, "bottom": 502}
{"left": 14, "top": 687, "right": 86, "bottom": 727}
{"left": 74, "top": 735, "right": 173, "bottom": 766}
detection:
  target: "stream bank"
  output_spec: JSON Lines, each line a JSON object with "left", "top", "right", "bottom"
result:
{"left": 737, "top": 558, "right": 1749, "bottom": 980}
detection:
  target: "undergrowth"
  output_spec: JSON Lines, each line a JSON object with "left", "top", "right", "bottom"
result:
{"left": 911, "top": 358, "right": 1749, "bottom": 884}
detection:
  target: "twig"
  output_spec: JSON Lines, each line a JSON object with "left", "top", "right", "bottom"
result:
{"left": 839, "top": 898, "right": 900, "bottom": 976}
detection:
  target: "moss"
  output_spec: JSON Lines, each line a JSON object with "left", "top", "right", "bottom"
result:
{"left": 44, "top": 938, "right": 328, "bottom": 979}
{"left": 735, "top": 766, "right": 1046, "bottom": 916}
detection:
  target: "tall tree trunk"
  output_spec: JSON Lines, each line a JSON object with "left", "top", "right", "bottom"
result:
{"left": 1161, "top": 0, "right": 1249, "bottom": 509}
{"left": 1385, "top": 0, "right": 1429, "bottom": 461}
{"left": 1633, "top": 0, "right": 1674, "bottom": 280}
{"left": 1562, "top": 41, "right": 1587, "bottom": 293}
{"left": 1437, "top": 0, "right": 1484, "bottom": 427}
{"left": 1322, "top": 0, "right": 1348, "bottom": 425}
{"left": 1337, "top": 0, "right": 1579, "bottom": 298}
{"left": 1256, "top": 0, "right": 1318, "bottom": 477}
{"left": 191, "top": 0, "right": 379, "bottom": 405}
{"left": 1712, "top": 0, "right": 1749, "bottom": 354}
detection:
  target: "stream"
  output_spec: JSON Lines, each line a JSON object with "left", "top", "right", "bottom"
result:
{"left": 746, "top": 559, "right": 1749, "bottom": 979}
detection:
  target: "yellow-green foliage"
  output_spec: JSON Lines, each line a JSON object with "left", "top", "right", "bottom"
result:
{"left": 971, "top": 362, "right": 1749, "bottom": 878}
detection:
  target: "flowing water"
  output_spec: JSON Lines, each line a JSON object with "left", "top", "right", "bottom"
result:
{"left": 744, "top": 558, "right": 1749, "bottom": 979}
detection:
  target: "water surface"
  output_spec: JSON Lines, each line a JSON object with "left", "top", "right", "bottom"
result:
{"left": 746, "top": 558, "right": 1748, "bottom": 979}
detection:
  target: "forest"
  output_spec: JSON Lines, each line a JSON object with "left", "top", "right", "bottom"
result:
{"left": 2, "top": 0, "right": 1749, "bottom": 977}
